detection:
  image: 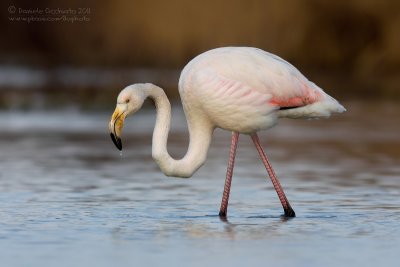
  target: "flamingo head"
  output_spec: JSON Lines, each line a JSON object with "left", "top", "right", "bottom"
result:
{"left": 109, "top": 84, "right": 146, "bottom": 150}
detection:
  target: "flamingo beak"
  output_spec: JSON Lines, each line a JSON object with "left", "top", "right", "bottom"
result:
{"left": 109, "top": 106, "right": 126, "bottom": 151}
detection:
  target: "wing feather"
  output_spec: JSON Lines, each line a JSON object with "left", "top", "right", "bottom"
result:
{"left": 191, "top": 70, "right": 278, "bottom": 132}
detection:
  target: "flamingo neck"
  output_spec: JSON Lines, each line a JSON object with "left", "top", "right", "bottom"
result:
{"left": 144, "top": 84, "right": 213, "bottom": 178}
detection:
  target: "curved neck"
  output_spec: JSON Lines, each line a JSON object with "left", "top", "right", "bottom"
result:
{"left": 143, "top": 84, "right": 214, "bottom": 178}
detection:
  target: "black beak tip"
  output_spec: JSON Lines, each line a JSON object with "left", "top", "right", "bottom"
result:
{"left": 110, "top": 133, "right": 122, "bottom": 151}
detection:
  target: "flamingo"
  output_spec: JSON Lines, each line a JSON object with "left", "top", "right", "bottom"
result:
{"left": 109, "top": 47, "right": 345, "bottom": 218}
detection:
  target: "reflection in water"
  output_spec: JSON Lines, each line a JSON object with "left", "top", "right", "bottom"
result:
{"left": 0, "top": 101, "right": 399, "bottom": 266}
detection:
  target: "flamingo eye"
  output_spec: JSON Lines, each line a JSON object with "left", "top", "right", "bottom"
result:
{"left": 126, "top": 99, "right": 130, "bottom": 103}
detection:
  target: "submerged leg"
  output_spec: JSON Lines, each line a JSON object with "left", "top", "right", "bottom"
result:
{"left": 250, "top": 133, "right": 296, "bottom": 217}
{"left": 219, "top": 132, "right": 240, "bottom": 218}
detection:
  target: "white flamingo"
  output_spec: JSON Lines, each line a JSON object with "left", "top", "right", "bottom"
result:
{"left": 109, "top": 47, "right": 346, "bottom": 217}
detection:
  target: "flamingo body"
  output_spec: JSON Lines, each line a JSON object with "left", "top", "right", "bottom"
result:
{"left": 109, "top": 47, "right": 346, "bottom": 217}
{"left": 179, "top": 47, "right": 345, "bottom": 133}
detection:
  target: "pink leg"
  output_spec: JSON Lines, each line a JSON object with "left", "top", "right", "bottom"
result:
{"left": 219, "top": 132, "right": 239, "bottom": 218}
{"left": 251, "top": 133, "right": 296, "bottom": 217}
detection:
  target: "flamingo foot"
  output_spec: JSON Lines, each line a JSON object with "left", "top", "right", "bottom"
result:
{"left": 219, "top": 211, "right": 227, "bottom": 218}
{"left": 283, "top": 207, "right": 296, "bottom": 217}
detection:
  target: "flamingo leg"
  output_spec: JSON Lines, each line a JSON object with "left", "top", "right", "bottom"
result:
{"left": 219, "top": 132, "right": 240, "bottom": 218}
{"left": 250, "top": 133, "right": 296, "bottom": 217}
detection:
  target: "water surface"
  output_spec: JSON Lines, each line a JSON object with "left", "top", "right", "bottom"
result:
{"left": 0, "top": 101, "right": 399, "bottom": 266}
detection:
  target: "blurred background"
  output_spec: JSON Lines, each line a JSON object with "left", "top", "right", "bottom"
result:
{"left": 1, "top": 0, "right": 399, "bottom": 110}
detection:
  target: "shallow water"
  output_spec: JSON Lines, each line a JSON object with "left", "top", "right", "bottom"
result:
{"left": 0, "top": 101, "right": 399, "bottom": 267}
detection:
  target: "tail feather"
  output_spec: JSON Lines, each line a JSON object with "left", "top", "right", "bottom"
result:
{"left": 277, "top": 86, "right": 346, "bottom": 119}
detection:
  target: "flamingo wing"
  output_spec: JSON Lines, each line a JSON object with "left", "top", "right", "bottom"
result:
{"left": 213, "top": 48, "right": 324, "bottom": 109}
{"left": 191, "top": 69, "right": 278, "bottom": 133}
